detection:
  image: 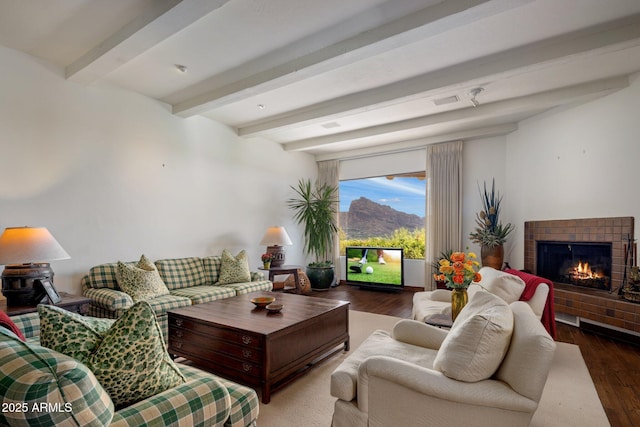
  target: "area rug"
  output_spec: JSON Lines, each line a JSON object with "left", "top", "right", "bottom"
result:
{"left": 256, "top": 310, "right": 610, "bottom": 427}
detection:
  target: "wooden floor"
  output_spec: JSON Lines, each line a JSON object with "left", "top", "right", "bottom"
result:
{"left": 309, "top": 284, "right": 640, "bottom": 427}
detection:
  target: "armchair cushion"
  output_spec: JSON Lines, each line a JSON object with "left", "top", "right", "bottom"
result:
{"left": 83, "top": 287, "right": 134, "bottom": 312}
{"left": 474, "top": 267, "right": 525, "bottom": 304}
{"left": 433, "top": 291, "right": 513, "bottom": 382}
{"left": 331, "top": 329, "right": 438, "bottom": 403}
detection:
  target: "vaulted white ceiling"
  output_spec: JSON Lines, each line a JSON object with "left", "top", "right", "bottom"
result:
{"left": 2, "top": 0, "right": 640, "bottom": 159}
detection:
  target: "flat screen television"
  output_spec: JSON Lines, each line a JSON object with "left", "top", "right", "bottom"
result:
{"left": 345, "top": 247, "right": 404, "bottom": 291}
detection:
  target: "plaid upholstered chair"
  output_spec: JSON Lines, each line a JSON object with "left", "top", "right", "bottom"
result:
{"left": 2, "top": 310, "right": 260, "bottom": 427}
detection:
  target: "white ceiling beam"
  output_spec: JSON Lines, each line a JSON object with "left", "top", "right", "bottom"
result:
{"left": 66, "top": 0, "right": 231, "bottom": 84}
{"left": 171, "top": 0, "right": 533, "bottom": 117}
{"left": 284, "top": 76, "right": 629, "bottom": 152}
{"left": 240, "top": 13, "right": 640, "bottom": 137}
{"left": 313, "top": 124, "right": 519, "bottom": 162}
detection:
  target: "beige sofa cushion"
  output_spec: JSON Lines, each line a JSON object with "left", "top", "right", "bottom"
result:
{"left": 433, "top": 291, "right": 513, "bottom": 382}
{"left": 472, "top": 266, "right": 525, "bottom": 304}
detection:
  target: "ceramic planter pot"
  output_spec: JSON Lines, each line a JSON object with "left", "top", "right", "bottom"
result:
{"left": 306, "top": 266, "right": 335, "bottom": 290}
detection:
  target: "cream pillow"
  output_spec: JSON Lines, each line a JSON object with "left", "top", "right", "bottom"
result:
{"left": 475, "top": 266, "right": 526, "bottom": 304}
{"left": 116, "top": 254, "right": 169, "bottom": 302}
{"left": 433, "top": 291, "right": 514, "bottom": 382}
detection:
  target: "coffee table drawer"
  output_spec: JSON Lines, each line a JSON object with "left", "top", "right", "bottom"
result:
{"left": 170, "top": 328, "right": 263, "bottom": 363}
{"left": 170, "top": 316, "right": 263, "bottom": 349}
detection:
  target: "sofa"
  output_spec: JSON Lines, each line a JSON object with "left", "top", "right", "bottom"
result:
{"left": 330, "top": 291, "right": 557, "bottom": 427}
{"left": 1, "top": 309, "right": 260, "bottom": 427}
{"left": 82, "top": 255, "right": 273, "bottom": 339}
{"left": 412, "top": 266, "right": 556, "bottom": 338}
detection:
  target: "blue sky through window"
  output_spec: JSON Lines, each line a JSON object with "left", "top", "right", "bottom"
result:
{"left": 340, "top": 176, "right": 426, "bottom": 217}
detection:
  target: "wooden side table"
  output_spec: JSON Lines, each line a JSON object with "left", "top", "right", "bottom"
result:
{"left": 259, "top": 265, "right": 304, "bottom": 294}
{"left": 0, "top": 292, "right": 91, "bottom": 316}
{"left": 423, "top": 313, "right": 453, "bottom": 329}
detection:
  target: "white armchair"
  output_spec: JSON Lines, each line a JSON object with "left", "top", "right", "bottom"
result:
{"left": 413, "top": 267, "right": 550, "bottom": 323}
{"left": 331, "top": 293, "right": 556, "bottom": 427}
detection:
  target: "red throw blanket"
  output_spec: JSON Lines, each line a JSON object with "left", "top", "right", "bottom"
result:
{"left": 0, "top": 311, "right": 26, "bottom": 341}
{"left": 504, "top": 269, "right": 557, "bottom": 340}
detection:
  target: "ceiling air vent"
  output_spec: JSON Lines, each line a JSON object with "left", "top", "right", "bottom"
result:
{"left": 433, "top": 95, "right": 459, "bottom": 106}
{"left": 321, "top": 122, "right": 341, "bottom": 129}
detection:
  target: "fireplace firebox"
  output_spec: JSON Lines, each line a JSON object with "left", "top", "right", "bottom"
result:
{"left": 537, "top": 241, "right": 611, "bottom": 291}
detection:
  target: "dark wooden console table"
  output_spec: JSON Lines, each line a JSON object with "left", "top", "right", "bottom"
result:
{"left": 0, "top": 293, "right": 91, "bottom": 316}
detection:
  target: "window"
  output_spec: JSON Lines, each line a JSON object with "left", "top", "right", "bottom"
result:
{"left": 339, "top": 172, "right": 425, "bottom": 259}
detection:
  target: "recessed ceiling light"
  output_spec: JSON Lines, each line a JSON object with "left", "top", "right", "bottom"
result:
{"left": 174, "top": 64, "right": 187, "bottom": 73}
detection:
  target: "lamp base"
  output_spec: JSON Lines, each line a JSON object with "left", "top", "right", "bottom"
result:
{"left": 1, "top": 263, "right": 53, "bottom": 306}
{"left": 266, "top": 246, "right": 286, "bottom": 268}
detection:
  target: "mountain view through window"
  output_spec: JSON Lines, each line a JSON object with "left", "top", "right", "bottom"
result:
{"left": 339, "top": 173, "right": 426, "bottom": 259}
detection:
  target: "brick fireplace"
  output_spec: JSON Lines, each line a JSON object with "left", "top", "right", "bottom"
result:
{"left": 525, "top": 217, "right": 640, "bottom": 336}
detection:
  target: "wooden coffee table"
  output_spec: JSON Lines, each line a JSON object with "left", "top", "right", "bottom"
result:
{"left": 167, "top": 291, "right": 349, "bottom": 403}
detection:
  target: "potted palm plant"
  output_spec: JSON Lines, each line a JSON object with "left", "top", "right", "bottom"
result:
{"left": 469, "top": 179, "right": 514, "bottom": 270}
{"left": 287, "top": 178, "right": 339, "bottom": 290}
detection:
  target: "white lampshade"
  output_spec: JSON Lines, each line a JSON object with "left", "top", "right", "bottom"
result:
{"left": 0, "top": 227, "right": 71, "bottom": 265}
{"left": 260, "top": 226, "right": 292, "bottom": 246}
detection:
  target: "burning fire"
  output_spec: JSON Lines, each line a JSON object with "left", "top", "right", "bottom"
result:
{"left": 570, "top": 261, "right": 602, "bottom": 280}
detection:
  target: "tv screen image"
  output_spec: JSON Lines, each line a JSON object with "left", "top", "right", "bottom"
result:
{"left": 345, "top": 247, "right": 404, "bottom": 291}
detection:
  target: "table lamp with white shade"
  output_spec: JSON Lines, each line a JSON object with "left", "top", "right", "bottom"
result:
{"left": 260, "top": 226, "right": 292, "bottom": 268}
{"left": 0, "top": 226, "right": 70, "bottom": 306}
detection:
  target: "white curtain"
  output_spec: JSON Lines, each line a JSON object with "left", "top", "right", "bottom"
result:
{"left": 317, "top": 160, "right": 340, "bottom": 285}
{"left": 425, "top": 141, "right": 463, "bottom": 290}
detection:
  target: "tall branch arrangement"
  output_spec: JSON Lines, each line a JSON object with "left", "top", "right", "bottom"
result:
{"left": 469, "top": 179, "right": 514, "bottom": 247}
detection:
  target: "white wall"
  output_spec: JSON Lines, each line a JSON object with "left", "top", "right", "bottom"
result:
{"left": 0, "top": 46, "right": 317, "bottom": 295}
{"left": 504, "top": 73, "right": 640, "bottom": 269}
{"left": 461, "top": 136, "right": 508, "bottom": 257}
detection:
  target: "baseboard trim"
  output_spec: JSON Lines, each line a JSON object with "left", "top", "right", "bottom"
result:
{"left": 579, "top": 318, "right": 640, "bottom": 347}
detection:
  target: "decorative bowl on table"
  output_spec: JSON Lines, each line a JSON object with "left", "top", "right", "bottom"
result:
{"left": 251, "top": 296, "right": 275, "bottom": 308}
{"left": 265, "top": 303, "right": 283, "bottom": 313}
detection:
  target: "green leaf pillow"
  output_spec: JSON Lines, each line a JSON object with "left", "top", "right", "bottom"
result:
{"left": 116, "top": 254, "right": 170, "bottom": 302}
{"left": 39, "top": 301, "right": 186, "bottom": 408}
{"left": 87, "top": 301, "right": 186, "bottom": 407}
{"left": 217, "top": 249, "right": 251, "bottom": 284}
{"left": 38, "top": 305, "right": 115, "bottom": 364}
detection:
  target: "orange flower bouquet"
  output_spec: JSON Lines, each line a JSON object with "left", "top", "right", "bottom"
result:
{"left": 433, "top": 251, "right": 482, "bottom": 290}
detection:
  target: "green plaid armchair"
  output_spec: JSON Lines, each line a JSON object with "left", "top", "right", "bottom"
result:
{"left": 2, "top": 312, "right": 259, "bottom": 427}
{"left": 82, "top": 256, "right": 272, "bottom": 339}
